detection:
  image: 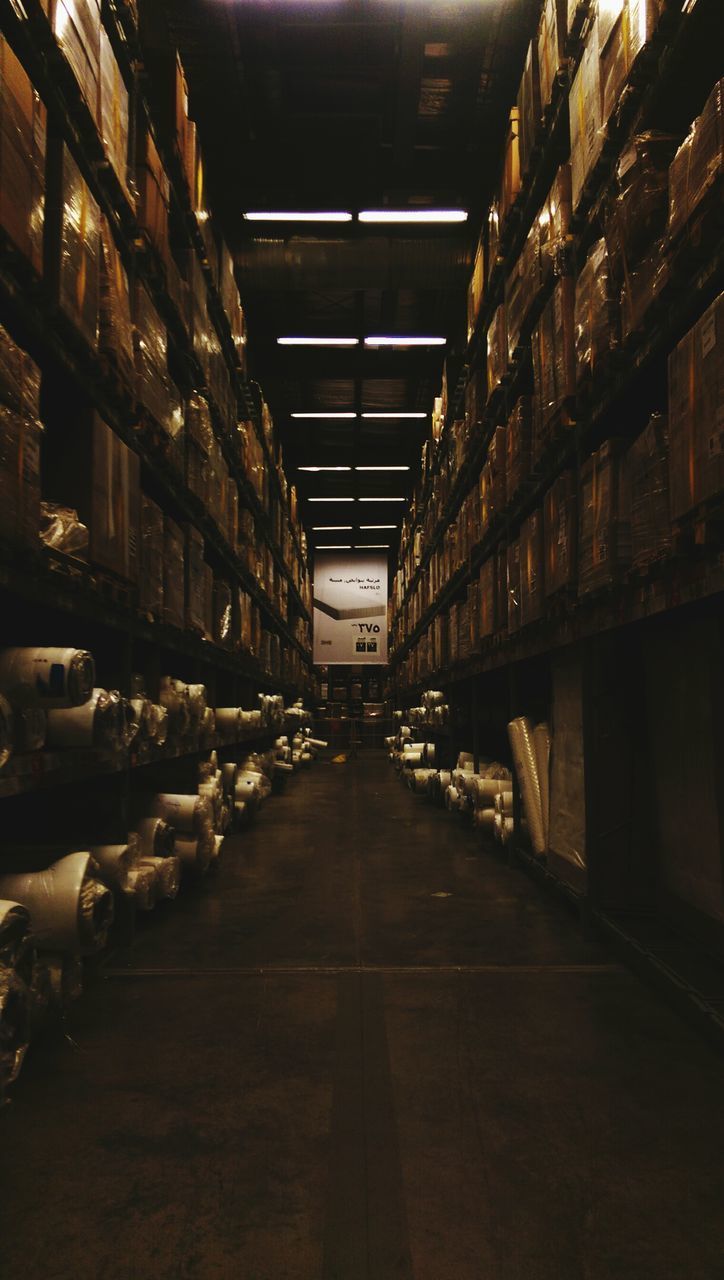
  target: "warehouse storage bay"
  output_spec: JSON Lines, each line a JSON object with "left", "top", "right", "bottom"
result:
{"left": 1, "top": 0, "right": 723, "bottom": 1276}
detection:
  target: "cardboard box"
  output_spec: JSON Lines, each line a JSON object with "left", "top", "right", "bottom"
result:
{"left": 0, "top": 321, "right": 41, "bottom": 420}
{"left": 578, "top": 439, "right": 631, "bottom": 593}
{"left": 467, "top": 235, "right": 485, "bottom": 341}
{"left": 600, "top": 0, "right": 663, "bottom": 126}
{"left": 487, "top": 304, "right": 508, "bottom": 396}
{"left": 517, "top": 39, "right": 542, "bottom": 180}
{"left": 99, "top": 24, "right": 130, "bottom": 200}
{"left": 163, "top": 516, "right": 185, "bottom": 628}
{"left": 668, "top": 79, "right": 724, "bottom": 242}
{"left": 538, "top": 163, "right": 572, "bottom": 282}
{"left": 506, "top": 396, "right": 533, "bottom": 499}
{"left": 136, "top": 127, "right": 169, "bottom": 264}
{"left": 99, "top": 216, "right": 134, "bottom": 387}
{"left": 538, "top": 0, "right": 567, "bottom": 112}
{"left": 0, "top": 37, "right": 47, "bottom": 275}
{"left": 480, "top": 556, "right": 496, "bottom": 639}
{"left": 668, "top": 292, "right": 724, "bottom": 520}
{"left": 0, "top": 405, "right": 41, "bottom": 550}
{"left": 544, "top": 470, "right": 577, "bottom": 594}
{"left": 133, "top": 283, "right": 183, "bottom": 455}
{"left": 185, "top": 525, "right": 205, "bottom": 633}
{"left": 59, "top": 143, "right": 100, "bottom": 347}
{"left": 139, "top": 495, "right": 163, "bottom": 617}
{"left": 569, "top": 16, "right": 602, "bottom": 210}
{"left": 520, "top": 509, "right": 545, "bottom": 625}
{"left": 628, "top": 413, "right": 671, "bottom": 568}
{"left": 90, "top": 415, "right": 140, "bottom": 580}
{"left": 532, "top": 278, "right": 576, "bottom": 454}
{"left": 49, "top": 0, "right": 101, "bottom": 128}
{"left": 507, "top": 539, "right": 521, "bottom": 633}
{"left": 500, "top": 107, "right": 521, "bottom": 226}
{"left": 574, "top": 237, "right": 618, "bottom": 384}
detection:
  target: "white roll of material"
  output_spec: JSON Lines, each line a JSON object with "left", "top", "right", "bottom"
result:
{"left": 0, "top": 853, "right": 113, "bottom": 953}
{"left": 139, "top": 855, "right": 180, "bottom": 900}
{"left": 306, "top": 738, "right": 328, "bottom": 749}
{"left": 135, "top": 817, "right": 175, "bottom": 857}
{"left": 469, "top": 776, "right": 509, "bottom": 807}
{"left": 274, "top": 761, "right": 294, "bottom": 773}
{"left": 89, "top": 835, "right": 140, "bottom": 890}
{"left": 403, "top": 750, "right": 424, "bottom": 768}
{"left": 45, "top": 688, "right": 126, "bottom": 750}
{"left": 221, "top": 763, "right": 237, "bottom": 795}
{"left": 216, "top": 707, "right": 242, "bottom": 739}
{"left": 0, "top": 647, "right": 95, "bottom": 709}
{"left": 0, "top": 693, "right": 14, "bottom": 770}
{"left": 235, "top": 775, "right": 260, "bottom": 803}
{"left": 533, "top": 722, "right": 551, "bottom": 849}
{"left": 148, "top": 793, "right": 212, "bottom": 836}
{"left": 457, "top": 752, "right": 475, "bottom": 772}
{"left": 445, "top": 785, "right": 460, "bottom": 812}
{"left": 127, "top": 863, "right": 157, "bottom": 910}
{"left": 212, "top": 835, "right": 224, "bottom": 861}
{"left": 473, "top": 807, "right": 496, "bottom": 834}
{"left": 174, "top": 834, "right": 213, "bottom": 874}
{"left": 508, "top": 717, "right": 545, "bottom": 856}
{"left": 494, "top": 790, "right": 514, "bottom": 815}
{"left": 148, "top": 703, "right": 168, "bottom": 745}
{"left": 411, "top": 768, "right": 436, "bottom": 795}
{"left": 12, "top": 705, "right": 46, "bottom": 753}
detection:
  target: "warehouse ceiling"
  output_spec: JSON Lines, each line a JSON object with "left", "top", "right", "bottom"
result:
{"left": 145, "top": 0, "right": 539, "bottom": 558}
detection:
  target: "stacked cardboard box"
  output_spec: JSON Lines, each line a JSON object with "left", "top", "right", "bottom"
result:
{"left": 487, "top": 304, "right": 508, "bottom": 397}
{"left": 0, "top": 324, "right": 42, "bottom": 551}
{"left": 517, "top": 39, "right": 542, "bottom": 182}
{"left": 99, "top": 217, "right": 134, "bottom": 387}
{"left": 133, "top": 283, "right": 183, "bottom": 459}
{"left": 569, "top": 14, "right": 602, "bottom": 210}
{"left": 578, "top": 439, "right": 631, "bottom": 593}
{"left": 500, "top": 108, "right": 521, "bottom": 227}
{"left": 543, "top": 470, "right": 577, "bottom": 595}
{"left": 668, "top": 79, "right": 724, "bottom": 242}
{"left": 538, "top": 0, "right": 567, "bottom": 113}
{"left": 185, "top": 525, "right": 205, "bottom": 633}
{"left": 480, "top": 426, "right": 507, "bottom": 534}
{"left": 507, "top": 539, "right": 522, "bottom": 633}
{"left": 163, "top": 517, "right": 185, "bottom": 628}
{"left": 520, "top": 509, "right": 545, "bottom": 625}
{"left": 574, "top": 238, "right": 618, "bottom": 385}
{"left": 538, "top": 164, "right": 572, "bottom": 283}
{"left": 506, "top": 397, "right": 533, "bottom": 500}
{"left": 531, "top": 278, "right": 576, "bottom": 458}
{"left": 136, "top": 128, "right": 169, "bottom": 265}
{"left": 99, "top": 25, "right": 130, "bottom": 201}
{"left": 88, "top": 415, "right": 139, "bottom": 580}
{"left": 185, "top": 392, "right": 213, "bottom": 508}
{"left": 213, "top": 579, "right": 232, "bottom": 647}
{"left": 49, "top": 0, "right": 101, "bottom": 128}
{"left": 467, "top": 235, "right": 485, "bottom": 341}
{"left": 479, "top": 556, "right": 496, "bottom": 639}
{"left": 60, "top": 144, "right": 100, "bottom": 347}
{"left": 0, "top": 37, "right": 47, "bottom": 274}
{"left": 628, "top": 413, "right": 671, "bottom": 568}
{"left": 667, "top": 291, "right": 724, "bottom": 521}
{"left": 600, "top": 0, "right": 663, "bottom": 127}
{"left": 139, "top": 495, "right": 164, "bottom": 618}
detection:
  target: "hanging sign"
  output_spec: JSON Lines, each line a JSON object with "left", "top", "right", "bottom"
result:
{"left": 313, "top": 551, "right": 388, "bottom": 665}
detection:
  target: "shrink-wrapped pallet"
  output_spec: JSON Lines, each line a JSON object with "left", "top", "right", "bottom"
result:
{"left": 620, "top": 242, "right": 669, "bottom": 341}
{"left": 163, "top": 516, "right": 185, "bottom": 629}
{"left": 133, "top": 284, "right": 183, "bottom": 457}
{"left": 467, "top": 236, "right": 485, "bottom": 341}
{"left": 486, "top": 304, "right": 508, "bottom": 397}
{"left": 520, "top": 510, "right": 545, "bottom": 626}
{"left": 517, "top": 39, "right": 542, "bottom": 181}
{"left": 668, "top": 79, "right": 724, "bottom": 242}
{"left": 139, "top": 494, "right": 164, "bottom": 618}
{"left": 479, "top": 426, "right": 506, "bottom": 533}
{"left": 538, "top": 163, "right": 572, "bottom": 283}
{"left": 532, "top": 279, "right": 576, "bottom": 456}
{"left": 49, "top": 0, "right": 101, "bottom": 127}
{"left": 569, "top": 15, "right": 603, "bottom": 210}
{"left": 500, "top": 108, "right": 521, "bottom": 227}
{"left": 136, "top": 127, "right": 169, "bottom": 264}
{"left": 628, "top": 413, "right": 671, "bottom": 569}
{"left": 506, "top": 397, "right": 532, "bottom": 499}
{"left": 605, "top": 132, "right": 674, "bottom": 282}
{"left": 0, "top": 322, "right": 41, "bottom": 420}
{"left": 537, "top": 0, "right": 567, "bottom": 113}
{"left": 99, "top": 23, "right": 130, "bottom": 200}
{"left": 578, "top": 439, "right": 631, "bottom": 594}
{"left": 99, "top": 217, "right": 134, "bottom": 387}
{"left": 185, "top": 525, "right": 206, "bottom": 633}
{"left": 543, "top": 470, "right": 577, "bottom": 596}
{"left": 0, "top": 406, "right": 42, "bottom": 551}
{"left": 507, "top": 539, "right": 521, "bottom": 634}
{"left": 0, "top": 37, "right": 46, "bottom": 274}
{"left": 479, "top": 556, "right": 496, "bottom": 640}
{"left": 60, "top": 144, "right": 100, "bottom": 347}
{"left": 90, "top": 414, "right": 140, "bottom": 580}
{"left": 574, "top": 238, "right": 618, "bottom": 385}
{"left": 600, "top": 0, "right": 663, "bottom": 127}
{"left": 667, "top": 292, "right": 724, "bottom": 521}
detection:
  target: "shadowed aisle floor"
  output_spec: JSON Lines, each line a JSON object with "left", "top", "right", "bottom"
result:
{"left": 2, "top": 752, "right": 724, "bottom": 1279}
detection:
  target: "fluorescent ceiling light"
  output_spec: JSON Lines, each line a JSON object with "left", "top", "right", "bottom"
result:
{"left": 364, "top": 336, "right": 446, "bottom": 347}
{"left": 361, "top": 412, "right": 427, "bottom": 419}
{"left": 243, "top": 211, "right": 353, "bottom": 222}
{"left": 317, "top": 545, "right": 352, "bottom": 550}
{"left": 359, "top": 209, "right": 467, "bottom": 224}
{"left": 298, "top": 466, "right": 352, "bottom": 472}
{"left": 307, "top": 497, "right": 355, "bottom": 503}
{"left": 355, "top": 544, "right": 390, "bottom": 549}
{"left": 355, "top": 465, "right": 410, "bottom": 472}
{"left": 312, "top": 526, "right": 353, "bottom": 531}
{"left": 278, "top": 337, "right": 359, "bottom": 347}
{"left": 358, "top": 497, "right": 406, "bottom": 503}
{"left": 291, "top": 412, "right": 357, "bottom": 419}
{"left": 360, "top": 524, "right": 398, "bottom": 529}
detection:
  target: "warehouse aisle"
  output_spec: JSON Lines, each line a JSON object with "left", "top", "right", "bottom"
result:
{"left": 3, "top": 754, "right": 724, "bottom": 1280}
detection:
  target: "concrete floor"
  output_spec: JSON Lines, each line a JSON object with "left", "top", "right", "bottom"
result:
{"left": 3, "top": 752, "right": 724, "bottom": 1280}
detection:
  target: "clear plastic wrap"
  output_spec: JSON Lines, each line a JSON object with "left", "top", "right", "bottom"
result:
{"left": 505, "top": 396, "right": 532, "bottom": 498}
{"left": 543, "top": 470, "right": 577, "bottom": 595}
{"left": 51, "top": 0, "right": 101, "bottom": 126}
{"left": 479, "top": 556, "right": 496, "bottom": 639}
{"left": 0, "top": 322, "right": 41, "bottom": 420}
{"left": 39, "top": 502, "right": 89, "bottom": 557}
{"left": 569, "top": 16, "right": 603, "bottom": 210}
{"left": 532, "top": 278, "right": 576, "bottom": 454}
{"left": 667, "top": 292, "right": 724, "bottom": 521}
{"left": 127, "top": 863, "right": 157, "bottom": 911}
{"left": 99, "top": 24, "right": 130, "bottom": 200}
{"left": 185, "top": 392, "right": 213, "bottom": 507}
{"left": 213, "top": 579, "right": 233, "bottom": 648}
{"left": 99, "top": 217, "right": 134, "bottom": 387}
{"left": 606, "top": 132, "right": 675, "bottom": 279}
{"left": 486, "top": 304, "right": 508, "bottom": 396}
{"left": 668, "top": 80, "right": 723, "bottom": 241}
{"left": 520, "top": 509, "right": 544, "bottom": 625}
{"left": 136, "top": 127, "right": 169, "bottom": 262}
{"left": 508, "top": 716, "right": 545, "bottom": 855}
{"left": 45, "top": 687, "right": 125, "bottom": 749}
{"left": 537, "top": 0, "right": 566, "bottom": 113}
{"left": 133, "top": 284, "right": 183, "bottom": 455}
{"left": 517, "top": 38, "right": 541, "bottom": 181}
{"left": 578, "top": 439, "right": 631, "bottom": 594}
{"left": 500, "top": 107, "right": 521, "bottom": 226}
{"left": 163, "top": 516, "right": 185, "bottom": 629}
{"left": 60, "top": 144, "right": 100, "bottom": 348}
{"left": 620, "top": 241, "right": 669, "bottom": 341}
{"left": 506, "top": 539, "right": 521, "bottom": 634}
{"left": 139, "top": 855, "right": 180, "bottom": 901}
{"left": 139, "top": 495, "right": 164, "bottom": 619}
{"left": 185, "top": 525, "right": 206, "bottom": 633}
{"left": 0, "top": 37, "right": 47, "bottom": 275}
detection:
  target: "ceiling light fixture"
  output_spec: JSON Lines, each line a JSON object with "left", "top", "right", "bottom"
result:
{"left": 316, "top": 545, "right": 352, "bottom": 550}
{"left": 243, "top": 211, "right": 353, "bottom": 222}
{"left": 357, "top": 497, "right": 407, "bottom": 503}
{"left": 311, "top": 526, "right": 353, "bottom": 531}
{"left": 355, "top": 544, "right": 391, "bottom": 549}
{"left": 359, "top": 209, "right": 467, "bottom": 224}
{"left": 359, "top": 525, "right": 398, "bottom": 530}
{"left": 291, "top": 412, "right": 357, "bottom": 419}
{"left": 307, "top": 497, "right": 355, "bottom": 503}
{"left": 361, "top": 412, "right": 427, "bottom": 419}
{"left": 298, "top": 466, "right": 352, "bottom": 472}
{"left": 277, "top": 337, "right": 359, "bottom": 347}
{"left": 355, "top": 465, "right": 410, "bottom": 472}
{"left": 364, "top": 336, "right": 446, "bottom": 347}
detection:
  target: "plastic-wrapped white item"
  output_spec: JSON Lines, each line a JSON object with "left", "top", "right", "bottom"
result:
{"left": 234, "top": 799, "right": 249, "bottom": 825}
{"left": 212, "top": 834, "right": 224, "bottom": 861}
{"left": 0, "top": 693, "right": 13, "bottom": 770}
{"left": 139, "top": 855, "right": 180, "bottom": 900}
{"left": 12, "top": 706, "right": 46, "bottom": 753}
{"left": 0, "top": 647, "right": 95, "bottom": 709}
{"left": 411, "top": 768, "right": 436, "bottom": 794}
{"left": 508, "top": 717, "right": 545, "bottom": 856}
{"left": 45, "top": 688, "right": 126, "bottom": 750}
{"left": 400, "top": 725, "right": 412, "bottom": 739}
{"left": 145, "top": 703, "right": 167, "bottom": 745}
{"left": 494, "top": 812, "right": 515, "bottom": 845}
{"left": 445, "top": 785, "right": 460, "bottom": 812}
{"left": 148, "top": 792, "right": 212, "bottom": 836}
{"left": 0, "top": 967, "right": 29, "bottom": 1092}
{"left": 89, "top": 834, "right": 140, "bottom": 890}
{"left": 235, "top": 775, "right": 260, "bottom": 803}
{"left": 173, "top": 834, "right": 213, "bottom": 874}
{"left": 0, "top": 853, "right": 113, "bottom": 953}
{"left": 127, "top": 863, "right": 157, "bottom": 910}
{"left": 221, "top": 762, "right": 237, "bottom": 795}
{"left": 494, "top": 790, "right": 515, "bottom": 815}
{"left": 402, "top": 750, "right": 424, "bottom": 768}
{"left": 306, "top": 737, "right": 328, "bottom": 749}
{"left": 135, "top": 816, "right": 175, "bottom": 857}
{"left": 275, "top": 761, "right": 294, "bottom": 773}
{"left": 159, "top": 677, "right": 190, "bottom": 736}
{"left": 130, "top": 695, "right": 153, "bottom": 739}
{"left": 533, "top": 722, "right": 551, "bottom": 849}
{"left": 457, "top": 752, "right": 475, "bottom": 771}
{"left": 473, "top": 807, "right": 496, "bottom": 834}
{"left": 216, "top": 707, "right": 242, "bottom": 739}
{"left": 187, "top": 684, "right": 207, "bottom": 718}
